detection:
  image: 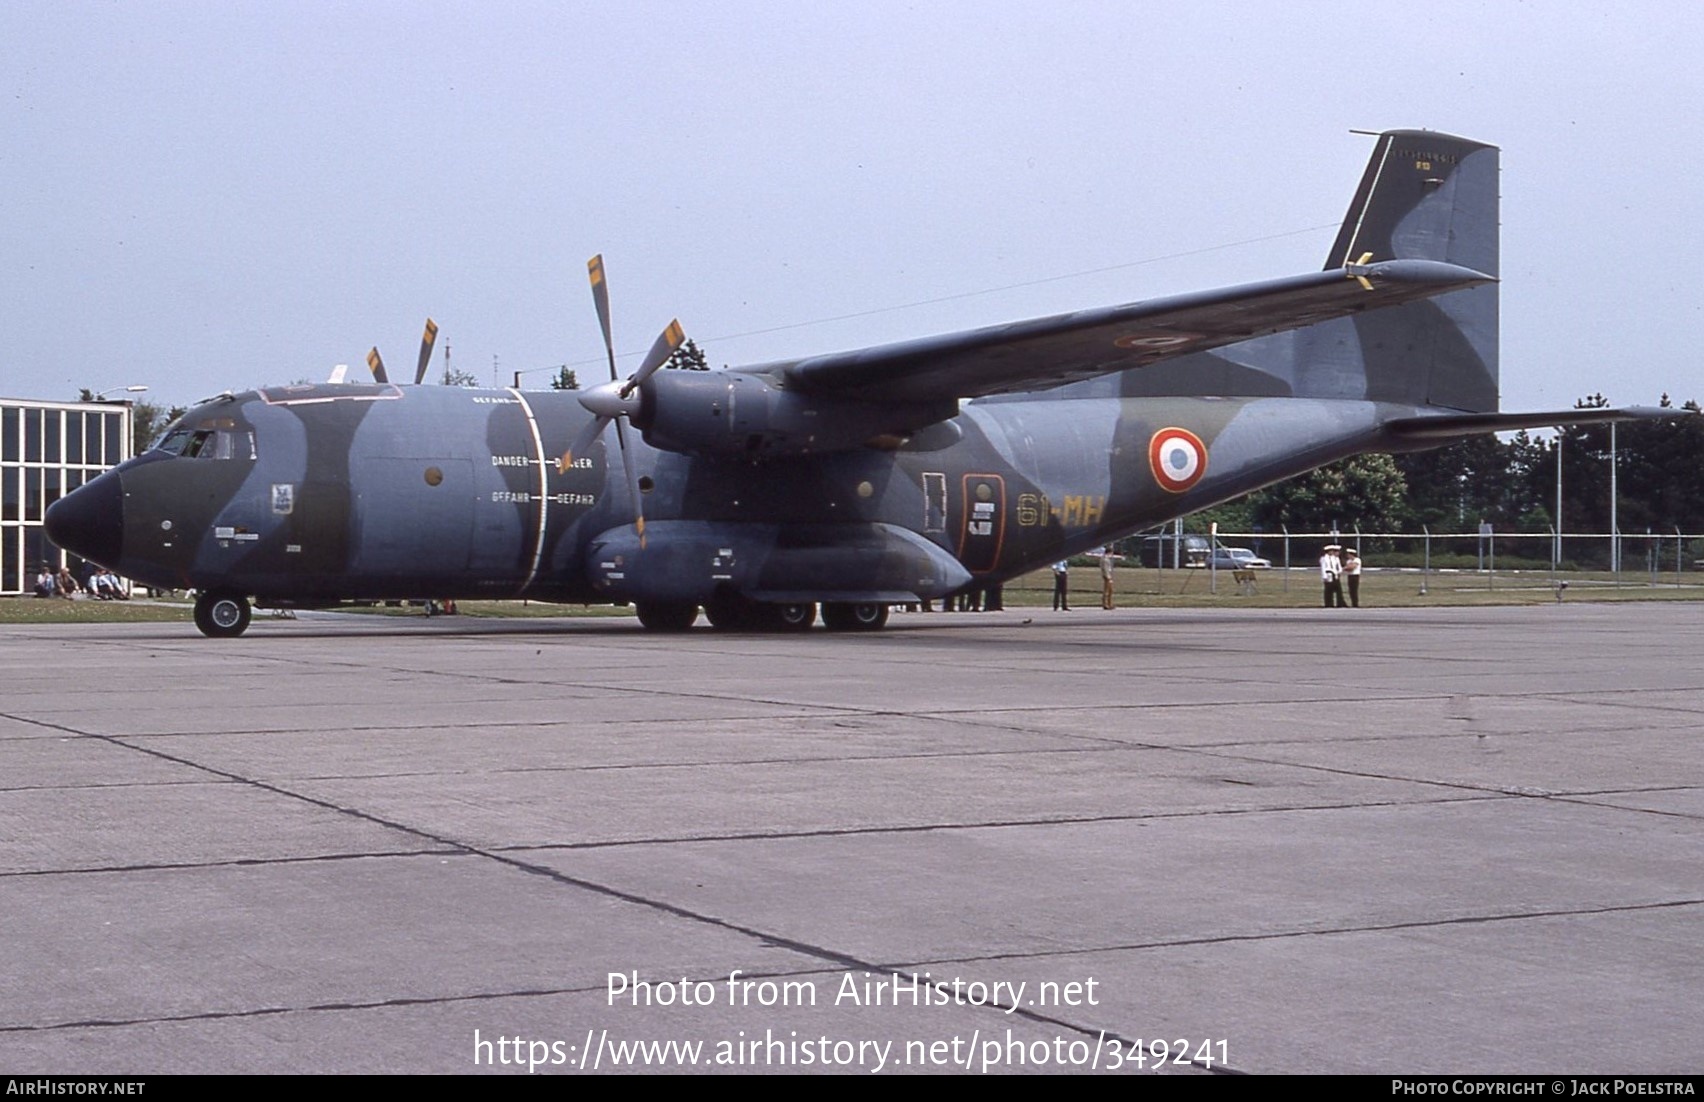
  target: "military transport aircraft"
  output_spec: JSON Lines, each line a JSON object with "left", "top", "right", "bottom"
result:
{"left": 45, "top": 130, "right": 1670, "bottom": 636}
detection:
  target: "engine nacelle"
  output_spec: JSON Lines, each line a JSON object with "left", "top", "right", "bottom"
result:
{"left": 634, "top": 370, "right": 956, "bottom": 457}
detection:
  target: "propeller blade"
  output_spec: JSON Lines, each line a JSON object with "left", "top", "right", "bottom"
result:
{"left": 620, "top": 319, "right": 685, "bottom": 399}
{"left": 612, "top": 417, "right": 647, "bottom": 549}
{"left": 327, "top": 364, "right": 348, "bottom": 384}
{"left": 557, "top": 414, "right": 608, "bottom": 474}
{"left": 587, "top": 255, "right": 619, "bottom": 383}
{"left": 579, "top": 253, "right": 662, "bottom": 547}
{"left": 414, "top": 318, "right": 439, "bottom": 385}
{"left": 366, "top": 348, "right": 388, "bottom": 384}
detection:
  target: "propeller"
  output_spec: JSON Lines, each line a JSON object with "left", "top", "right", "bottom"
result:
{"left": 558, "top": 254, "right": 684, "bottom": 549}
{"left": 414, "top": 318, "right": 440, "bottom": 385}
{"left": 365, "top": 318, "right": 441, "bottom": 385}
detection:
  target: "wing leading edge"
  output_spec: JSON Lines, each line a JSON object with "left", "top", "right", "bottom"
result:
{"left": 757, "top": 258, "right": 1492, "bottom": 406}
{"left": 1384, "top": 405, "right": 1687, "bottom": 441}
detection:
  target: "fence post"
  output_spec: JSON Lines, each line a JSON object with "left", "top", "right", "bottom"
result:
{"left": 1421, "top": 526, "right": 1430, "bottom": 595}
{"left": 1488, "top": 525, "right": 1495, "bottom": 590}
{"left": 1282, "top": 526, "right": 1290, "bottom": 594}
{"left": 1209, "top": 521, "right": 1218, "bottom": 595}
{"left": 1678, "top": 527, "right": 1686, "bottom": 588}
{"left": 1547, "top": 525, "right": 1557, "bottom": 593}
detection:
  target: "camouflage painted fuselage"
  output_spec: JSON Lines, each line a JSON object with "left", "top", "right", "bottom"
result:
{"left": 54, "top": 128, "right": 1580, "bottom": 623}
{"left": 69, "top": 381, "right": 1433, "bottom": 607}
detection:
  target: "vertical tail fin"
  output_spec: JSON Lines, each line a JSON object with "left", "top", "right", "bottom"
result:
{"left": 1320, "top": 129, "right": 1500, "bottom": 412}
{"left": 1107, "top": 129, "right": 1499, "bottom": 411}
{"left": 1327, "top": 130, "right": 1498, "bottom": 274}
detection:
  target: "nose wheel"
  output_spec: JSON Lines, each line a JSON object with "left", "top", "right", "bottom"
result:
{"left": 194, "top": 590, "right": 252, "bottom": 638}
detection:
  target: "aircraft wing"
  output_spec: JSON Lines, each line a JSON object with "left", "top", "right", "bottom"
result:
{"left": 764, "top": 259, "right": 1493, "bottom": 404}
{"left": 1384, "top": 405, "right": 1692, "bottom": 440}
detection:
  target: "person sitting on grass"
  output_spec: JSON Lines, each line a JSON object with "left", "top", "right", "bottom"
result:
{"left": 91, "top": 568, "right": 123, "bottom": 600}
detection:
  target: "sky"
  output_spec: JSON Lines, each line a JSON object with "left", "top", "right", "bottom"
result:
{"left": 3, "top": 1, "right": 1701, "bottom": 414}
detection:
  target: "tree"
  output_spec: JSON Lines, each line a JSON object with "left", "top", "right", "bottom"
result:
{"left": 549, "top": 367, "right": 580, "bottom": 390}
{"left": 1190, "top": 497, "right": 1257, "bottom": 537}
{"left": 1535, "top": 393, "right": 1617, "bottom": 542}
{"left": 129, "top": 400, "right": 187, "bottom": 455}
{"left": 1395, "top": 432, "right": 1548, "bottom": 533}
{"left": 1607, "top": 397, "right": 1704, "bottom": 534}
{"left": 663, "top": 338, "right": 709, "bottom": 371}
{"left": 1247, "top": 453, "right": 1412, "bottom": 535}
{"left": 1511, "top": 393, "right": 1704, "bottom": 567}
{"left": 440, "top": 365, "right": 480, "bottom": 387}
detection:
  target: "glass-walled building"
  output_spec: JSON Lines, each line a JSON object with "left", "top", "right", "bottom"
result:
{"left": 2, "top": 397, "right": 133, "bottom": 595}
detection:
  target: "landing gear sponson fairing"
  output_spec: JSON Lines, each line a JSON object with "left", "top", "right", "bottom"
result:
{"left": 44, "top": 131, "right": 1671, "bottom": 636}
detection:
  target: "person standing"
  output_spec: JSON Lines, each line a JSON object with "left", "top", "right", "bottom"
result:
{"left": 1098, "top": 547, "right": 1120, "bottom": 609}
{"left": 1343, "top": 548, "right": 1363, "bottom": 608}
{"left": 1051, "top": 560, "right": 1071, "bottom": 611}
{"left": 1319, "top": 544, "right": 1346, "bottom": 608}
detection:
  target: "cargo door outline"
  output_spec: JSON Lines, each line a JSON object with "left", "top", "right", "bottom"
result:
{"left": 956, "top": 473, "right": 1006, "bottom": 574}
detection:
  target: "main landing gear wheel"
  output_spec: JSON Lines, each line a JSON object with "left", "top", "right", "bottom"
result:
{"left": 194, "top": 590, "right": 252, "bottom": 638}
{"left": 775, "top": 602, "right": 816, "bottom": 632}
{"left": 704, "top": 595, "right": 763, "bottom": 631}
{"left": 635, "top": 601, "right": 698, "bottom": 632}
{"left": 705, "top": 596, "right": 817, "bottom": 632}
{"left": 820, "top": 602, "right": 889, "bottom": 632}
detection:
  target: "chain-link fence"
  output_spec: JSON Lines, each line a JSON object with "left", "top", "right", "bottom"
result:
{"left": 1115, "top": 527, "right": 1704, "bottom": 595}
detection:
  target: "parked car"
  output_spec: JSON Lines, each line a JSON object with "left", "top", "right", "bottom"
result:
{"left": 1222, "top": 547, "right": 1271, "bottom": 569}
{"left": 1140, "top": 533, "right": 1211, "bottom": 568}
{"left": 1199, "top": 548, "right": 1271, "bottom": 570}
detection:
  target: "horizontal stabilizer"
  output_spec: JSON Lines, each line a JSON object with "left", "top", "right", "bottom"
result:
{"left": 1384, "top": 405, "right": 1689, "bottom": 441}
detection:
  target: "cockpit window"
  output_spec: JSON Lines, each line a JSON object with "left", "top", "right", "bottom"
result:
{"left": 153, "top": 427, "right": 256, "bottom": 460}
{"left": 153, "top": 428, "right": 193, "bottom": 455}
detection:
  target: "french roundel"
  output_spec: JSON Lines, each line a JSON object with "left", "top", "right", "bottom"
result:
{"left": 1149, "top": 428, "right": 1208, "bottom": 493}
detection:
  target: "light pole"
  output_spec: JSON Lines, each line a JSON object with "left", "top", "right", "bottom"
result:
{"left": 91, "top": 385, "right": 148, "bottom": 401}
{"left": 1610, "top": 421, "right": 1619, "bottom": 574}
{"left": 1554, "top": 430, "right": 1563, "bottom": 568}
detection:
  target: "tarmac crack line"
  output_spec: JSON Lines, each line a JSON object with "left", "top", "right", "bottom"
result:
{"left": 0, "top": 848, "right": 464, "bottom": 880}
{"left": 486, "top": 793, "right": 1505, "bottom": 853}
{"left": 0, "top": 708, "right": 1228, "bottom": 1063}
{"left": 1177, "top": 743, "right": 1704, "bottom": 812}
{"left": 893, "top": 895, "right": 1704, "bottom": 969}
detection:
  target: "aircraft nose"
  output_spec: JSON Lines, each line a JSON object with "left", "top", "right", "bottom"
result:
{"left": 45, "top": 470, "right": 123, "bottom": 566}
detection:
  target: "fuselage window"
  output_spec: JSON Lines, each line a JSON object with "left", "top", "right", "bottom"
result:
{"left": 206, "top": 430, "right": 256, "bottom": 460}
